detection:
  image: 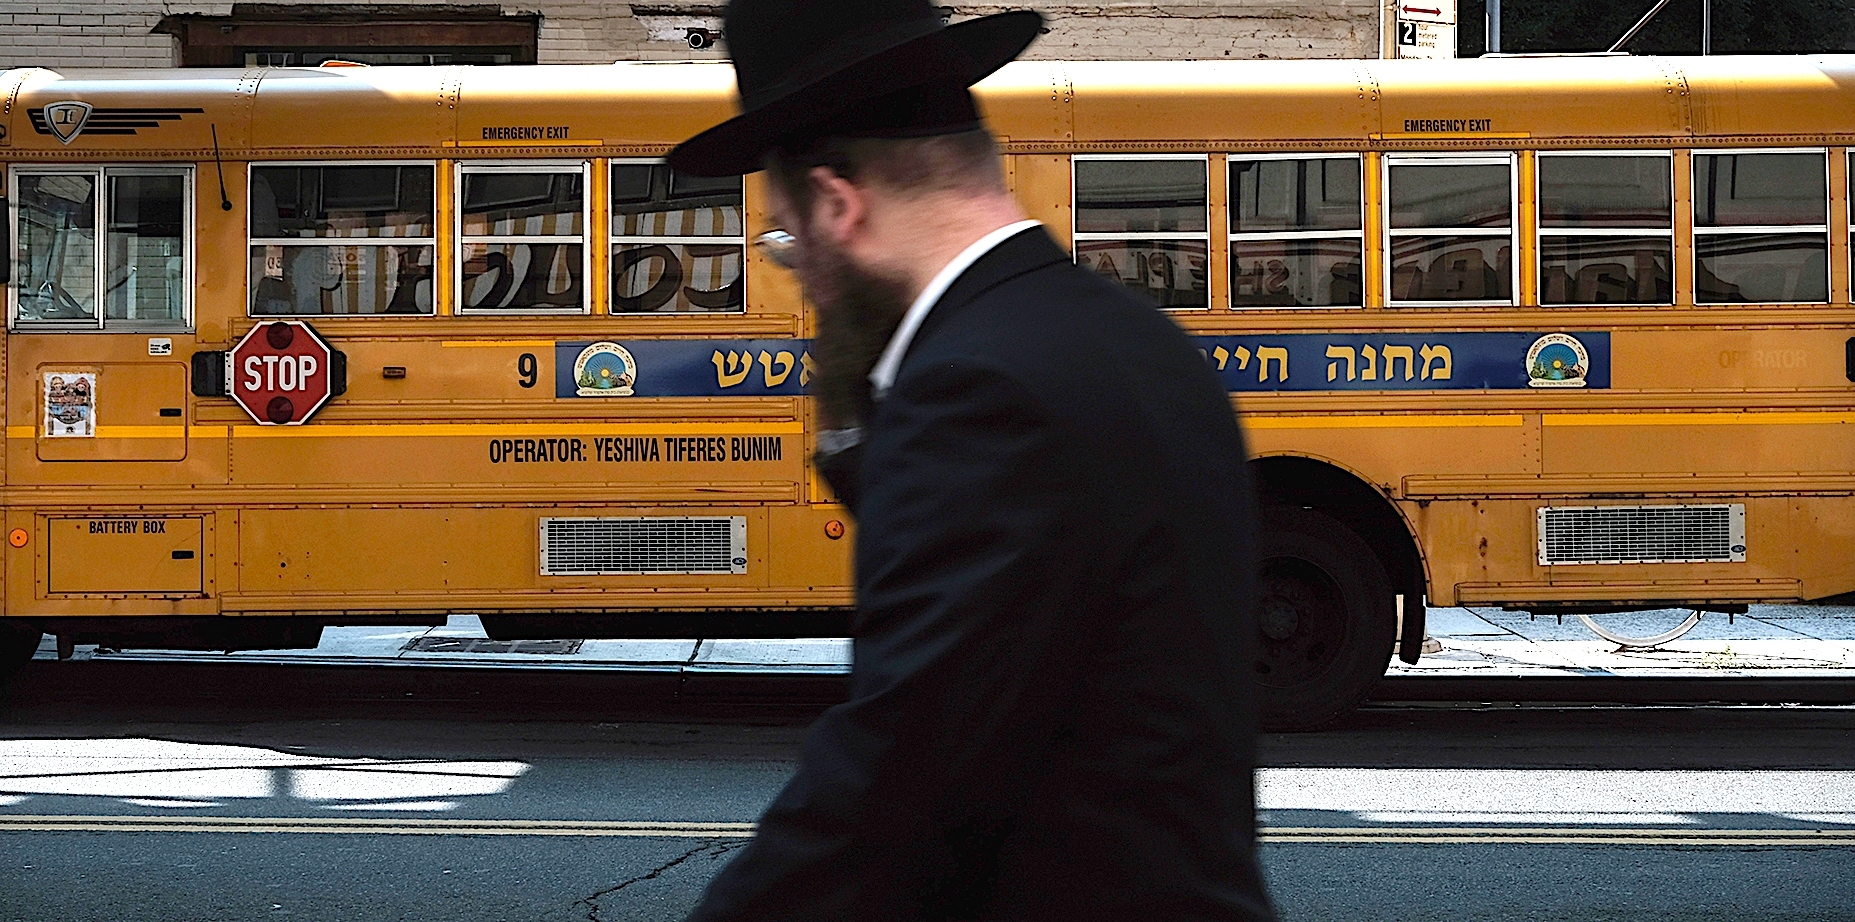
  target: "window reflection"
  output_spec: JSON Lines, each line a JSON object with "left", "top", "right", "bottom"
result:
{"left": 1390, "top": 237, "right": 1513, "bottom": 302}
{"left": 1386, "top": 156, "right": 1514, "bottom": 305}
{"left": 1076, "top": 240, "right": 1208, "bottom": 310}
{"left": 1075, "top": 160, "right": 1208, "bottom": 234}
{"left": 16, "top": 173, "right": 99, "bottom": 323}
{"left": 610, "top": 162, "right": 745, "bottom": 313}
{"left": 1695, "top": 234, "right": 1828, "bottom": 304}
{"left": 1540, "top": 236, "right": 1672, "bottom": 305}
{"left": 1388, "top": 163, "right": 1510, "bottom": 229}
{"left": 1073, "top": 158, "right": 1209, "bottom": 309}
{"left": 1230, "top": 239, "right": 1361, "bottom": 308}
{"left": 1693, "top": 151, "right": 1827, "bottom": 304}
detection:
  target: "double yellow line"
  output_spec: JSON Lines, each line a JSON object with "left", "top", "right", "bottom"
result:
{"left": 1260, "top": 826, "right": 1855, "bottom": 846}
{"left": 1, "top": 815, "right": 1850, "bottom": 845}
{"left": 0, "top": 815, "right": 755, "bottom": 838}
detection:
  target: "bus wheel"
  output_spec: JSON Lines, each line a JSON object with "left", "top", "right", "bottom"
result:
{"left": 0, "top": 627, "right": 40, "bottom": 688}
{"left": 1254, "top": 506, "right": 1396, "bottom": 731}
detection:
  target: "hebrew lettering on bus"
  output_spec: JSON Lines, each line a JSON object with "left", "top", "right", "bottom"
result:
{"left": 1198, "top": 334, "right": 1604, "bottom": 392}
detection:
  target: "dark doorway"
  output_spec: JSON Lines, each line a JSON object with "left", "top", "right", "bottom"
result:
{"left": 154, "top": 4, "right": 539, "bottom": 67}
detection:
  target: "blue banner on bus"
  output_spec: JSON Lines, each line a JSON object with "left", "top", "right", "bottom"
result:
{"left": 556, "top": 331, "right": 1608, "bottom": 398}
{"left": 1197, "top": 331, "right": 1609, "bottom": 392}
{"left": 557, "top": 340, "right": 813, "bottom": 398}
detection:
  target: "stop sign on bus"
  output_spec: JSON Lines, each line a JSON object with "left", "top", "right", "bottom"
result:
{"left": 228, "top": 321, "right": 340, "bottom": 425}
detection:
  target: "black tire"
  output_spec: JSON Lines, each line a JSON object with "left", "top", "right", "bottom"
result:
{"left": 1254, "top": 506, "right": 1397, "bottom": 731}
{"left": 0, "top": 627, "right": 41, "bottom": 689}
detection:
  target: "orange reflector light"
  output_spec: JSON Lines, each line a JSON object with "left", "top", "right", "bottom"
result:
{"left": 8, "top": 529, "right": 28, "bottom": 548}
{"left": 824, "top": 520, "right": 845, "bottom": 540}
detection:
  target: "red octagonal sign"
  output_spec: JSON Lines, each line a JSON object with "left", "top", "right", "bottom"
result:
{"left": 229, "top": 321, "right": 338, "bottom": 425}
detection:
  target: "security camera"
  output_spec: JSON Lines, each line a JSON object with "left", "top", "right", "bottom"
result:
{"left": 687, "top": 28, "right": 718, "bottom": 50}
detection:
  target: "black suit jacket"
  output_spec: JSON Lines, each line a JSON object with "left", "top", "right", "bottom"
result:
{"left": 689, "top": 227, "right": 1273, "bottom": 922}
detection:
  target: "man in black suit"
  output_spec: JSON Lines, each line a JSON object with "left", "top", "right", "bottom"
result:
{"left": 670, "top": 2, "right": 1274, "bottom": 919}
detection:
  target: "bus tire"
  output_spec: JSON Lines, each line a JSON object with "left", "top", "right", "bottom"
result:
{"left": 1254, "top": 506, "right": 1396, "bottom": 732}
{"left": 0, "top": 627, "right": 40, "bottom": 688}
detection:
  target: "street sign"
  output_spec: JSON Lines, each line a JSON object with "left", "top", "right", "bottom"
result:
{"left": 228, "top": 321, "right": 339, "bottom": 425}
{"left": 1395, "top": 0, "right": 1456, "bottom": 59}
{"left": 1397, "top": 20, "right": 1456, "bottom": 59}
{"left": 1397, "top": 2, "right": 1455, "bottom": 25}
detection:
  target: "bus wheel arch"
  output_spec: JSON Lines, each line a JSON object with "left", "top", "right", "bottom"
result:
{"left": 1249, "top": 454, "right": 1427, "bottom": 730}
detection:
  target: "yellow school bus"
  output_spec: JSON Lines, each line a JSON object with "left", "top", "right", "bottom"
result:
{"left": 2, "top": 55, "right": 1852, "bottom": 728}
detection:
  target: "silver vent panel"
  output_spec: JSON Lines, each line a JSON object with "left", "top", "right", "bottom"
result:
{"left": 541, "top": 516, "right": 747, "bottom": 576}
{"left": 1537, "top": 504, "right": 1745, "bottom": 566}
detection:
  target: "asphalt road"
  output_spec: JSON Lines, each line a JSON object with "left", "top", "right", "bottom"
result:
{"left": 0, "top": 662, "right": 1852, "bottom": 922}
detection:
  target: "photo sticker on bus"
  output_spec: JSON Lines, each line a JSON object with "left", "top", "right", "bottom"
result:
{"left": 43, "top": 372, "right": 96, "bottom": 438}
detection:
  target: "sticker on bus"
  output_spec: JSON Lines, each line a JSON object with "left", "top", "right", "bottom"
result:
{"left": 43, "top": 372, "right": 96, "bottom": 437}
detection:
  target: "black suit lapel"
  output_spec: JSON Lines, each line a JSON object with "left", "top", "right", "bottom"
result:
{"left": 901, "top": 226, "right": 1069, "bottom": 366}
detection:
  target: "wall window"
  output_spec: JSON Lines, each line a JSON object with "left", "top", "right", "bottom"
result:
{"left": 13, "top": 167, "right": 192, "bottom": 330}
{"left": 1537, "top": 153, "right": 1673, "bottom": 305}
{"left": 248, "top": 163, "right": 436, "bottom": 316}
{"left": 1228, "top": 154, "right": 1362, "bottom": 308}
{"left": 1385, "top": 153, "right": 1515, "bottom": 306}
{"left": 1693, "top": 150, "right": 1828, "bottom": 304}
{"left": 457, "top": 163, "right": 588, "bottom": 313}
{"left": 610, "top": 161, "right": 743, "bottom": 313}
{"left": 1073, "top": 156, "right": 1209, "bottom": 309}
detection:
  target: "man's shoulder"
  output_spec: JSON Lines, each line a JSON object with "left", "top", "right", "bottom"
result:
{"left": 922, "top": 257, "right": 1199, "bottom": 373}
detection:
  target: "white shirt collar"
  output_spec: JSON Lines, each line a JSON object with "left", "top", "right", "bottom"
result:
{"left": 867, "top": 219, "right": 1043, "bottom": 400}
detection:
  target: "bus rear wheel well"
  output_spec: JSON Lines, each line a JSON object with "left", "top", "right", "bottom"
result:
{"left": 1252, "top": 456, "right": 1424, "bottom": 602}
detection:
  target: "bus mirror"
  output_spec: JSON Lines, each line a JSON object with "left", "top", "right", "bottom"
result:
{"left": 191, "top": 351, "right": 228, "bottom": 397}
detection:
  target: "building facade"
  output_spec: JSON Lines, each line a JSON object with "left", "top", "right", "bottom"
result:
{"left": 0, "top": 1, "right": 1381, "bottom": 69}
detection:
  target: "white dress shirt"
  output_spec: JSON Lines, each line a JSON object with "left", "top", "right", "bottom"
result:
{"left": 866, "top": 219, "right": 1043, "bottom": 401}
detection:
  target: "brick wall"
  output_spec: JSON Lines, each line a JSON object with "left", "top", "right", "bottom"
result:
{"left": 0, "top": 1, "right": 1381, "bottom": 70}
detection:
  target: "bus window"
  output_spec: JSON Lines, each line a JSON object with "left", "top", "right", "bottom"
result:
{"left": 609, "top": 161, "right": 744, "bottom": 313}
{"left": 1537, "top": 153, "right": 1673, "bottom": 305}
{"left": 1073, "top": 156, "right": 1209, "bottom": 310}
{"left": 457, "top": 163, "right": 588, "bottom": 313}
{"left": 1385, "top": 154, "right": 1515, "bottom": 306}
{"left": 1228, "top": 154, "right": 1362, "bottom": 308}
{"left": 1693, "top": 151, "right": 1828, "bottom": 304}
{"left": 14, "top": 167, "right": 192, "bottom": 331}
{"left": 247, "top": 164, "right": 436, "bottom": 316}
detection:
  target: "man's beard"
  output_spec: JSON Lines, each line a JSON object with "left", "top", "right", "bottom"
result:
{"left": 803, "top": 242, "right": 913, "bottom": 429}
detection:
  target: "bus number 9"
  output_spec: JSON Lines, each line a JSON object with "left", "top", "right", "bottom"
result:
{"left": 518, "top": 353, "right": 538, "bottom": 389}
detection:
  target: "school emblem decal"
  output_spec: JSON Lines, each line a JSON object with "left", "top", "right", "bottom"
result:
{"left": 41, "top": 101, "right": 92, "bottom": 145}
{"left": 1526, "top": 333, "right": 1590, "bottom": 388}
{"left": 573, "top": 342, "right": 637, "bottom": 397}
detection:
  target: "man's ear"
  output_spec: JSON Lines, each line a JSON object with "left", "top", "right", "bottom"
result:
{"left": 806, "top": 166, "right": 867, "bottom": 247}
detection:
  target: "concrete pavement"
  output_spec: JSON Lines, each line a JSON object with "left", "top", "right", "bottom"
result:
{"left": 33, "top": 604, "right": 1855, "bottom": 678}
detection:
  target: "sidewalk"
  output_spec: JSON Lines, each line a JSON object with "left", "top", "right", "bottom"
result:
{"left": 35, "top": 605, "right": 1855, "bottom": 678}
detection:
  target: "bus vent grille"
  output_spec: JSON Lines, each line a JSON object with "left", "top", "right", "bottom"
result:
{"left": 541, "top": 516, "right": 747, "bottom": 576}
{"left": 1537, "top": 504, "right": 1745, "bottom": 566}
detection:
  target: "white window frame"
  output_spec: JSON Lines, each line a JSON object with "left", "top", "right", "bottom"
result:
{"left": 247, "top": 159, "right": 439, "bottom": 318}
{"left": 9, "top": 164, "right": 196, "bottom": 332}
{"left": 1535, "top": 150, "right": 1675, "bottom": 308}
{"left": 1383, "top": 152, "right": 1519, "bottom": 308}
{"left": 1226, "top": 152, "right": 1364, "bottom": 311}
{"left": 455, "top": 160, "right": 593, "bottom": 316}
{"left": 608, "top": 157, "right": 747, "bottom": 315}
{"left": 1071, "top": 153, "right": 1212, "bottom": 312}
{"left": 1691, "top": 147, "right": 1830, "bottom": 306}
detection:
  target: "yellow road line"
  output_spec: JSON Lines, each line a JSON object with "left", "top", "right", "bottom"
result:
{"left": 8, "top": 423, "right": 803, "bottom": 439}
{"left": 1246, "top": 415, "right": 1523, "bottom": 429}
{"left": 1, "top": 816, "right": 1848, "bottom": 844}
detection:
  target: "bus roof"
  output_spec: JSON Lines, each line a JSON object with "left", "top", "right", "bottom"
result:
{"left": 4, "top": 55, "right": 1854, "bottom": 156}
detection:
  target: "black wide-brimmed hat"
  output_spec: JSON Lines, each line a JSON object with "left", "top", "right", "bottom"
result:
{"left": 667, "top": 0, "right": 1043, "bottom": 177}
